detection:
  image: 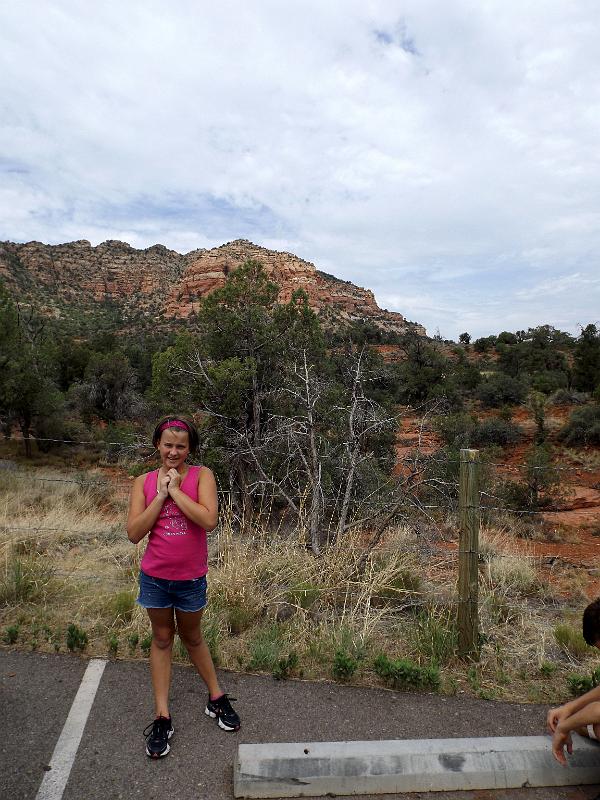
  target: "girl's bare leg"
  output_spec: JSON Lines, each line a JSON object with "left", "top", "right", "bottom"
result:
{"left": 147, "top": 607, "right": 176, "bottom": 717}
{"left": 175, "top": 608, "right": 222, "bottom": 698}
{"left": 575, "top": 721, "right": 600, "bottom": 740}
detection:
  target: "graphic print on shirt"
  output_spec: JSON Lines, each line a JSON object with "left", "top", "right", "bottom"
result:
{"left": 160, "top": 498, "right": 188, "bottom": 536}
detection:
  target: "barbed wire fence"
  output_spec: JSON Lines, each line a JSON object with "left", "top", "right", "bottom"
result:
{"left": 1, "top": 435, "right": 599, "bottom": 658}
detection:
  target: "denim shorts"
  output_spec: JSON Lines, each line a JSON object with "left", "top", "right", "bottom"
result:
{"left": 137, "top": 571, "right": 207, "bottom": 613}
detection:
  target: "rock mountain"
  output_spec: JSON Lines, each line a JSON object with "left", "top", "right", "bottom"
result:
{"left": 0, "top": 238, "right": 425, "bottom": 336}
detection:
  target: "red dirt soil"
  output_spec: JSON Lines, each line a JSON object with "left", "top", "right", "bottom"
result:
{"left": 396, "top": 403, "right": 600, "bottom": 597}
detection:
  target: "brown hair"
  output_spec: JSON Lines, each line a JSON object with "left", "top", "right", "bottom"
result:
{"left": 583, "top": 598, "right": 600, "bottom": 646}
{"left": 152, "top": 414, "right": 199, "bottom": 454}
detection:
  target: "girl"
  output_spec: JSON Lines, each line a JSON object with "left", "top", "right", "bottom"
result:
{"left": 127, "top": 415, "right": 240, "bottom": 759}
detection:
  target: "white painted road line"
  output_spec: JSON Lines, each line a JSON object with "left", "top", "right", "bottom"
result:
{"left": 35, "top": 658, "right": 107, "bottom": 800}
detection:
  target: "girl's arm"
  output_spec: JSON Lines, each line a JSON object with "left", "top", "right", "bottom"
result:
{"left": 167, "top": 467, "right": 219, "bottom": 531}
{"left": 548, "top": 684, "right": 600, "bottom": 732}
{"left": 552, "top": 700, "right": 600, "bottom": 765}
{"left": 127, "top": 473, "right": 169, "bottom": 543}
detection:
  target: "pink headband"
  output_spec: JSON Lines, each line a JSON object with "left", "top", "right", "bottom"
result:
{"left": 159, "top": 419, "right": 191, "bottom": 433}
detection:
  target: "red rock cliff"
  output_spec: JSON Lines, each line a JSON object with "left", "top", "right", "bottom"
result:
{"left": 0, "top": 238, "right": 425, "bottom": 336}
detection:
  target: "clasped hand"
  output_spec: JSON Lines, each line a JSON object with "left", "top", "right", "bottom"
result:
{"left": 158, "top": 469, "right": 182, "bottom": 497}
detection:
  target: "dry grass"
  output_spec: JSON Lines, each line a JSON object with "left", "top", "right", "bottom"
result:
{"left": 0, "top": 467, "right": 598, "bottom": 702}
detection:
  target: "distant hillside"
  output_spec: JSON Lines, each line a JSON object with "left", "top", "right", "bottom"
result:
{"left": 0, "top": 238, "right": 426, "bottom": 336}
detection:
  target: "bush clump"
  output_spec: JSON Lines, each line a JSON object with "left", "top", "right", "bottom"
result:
{"left": 496, "top": 446, "right": 562, "bottom": 511}
{"left": 247, "top": 625, "right": 284, "bottom": 672}
{"left": 273, "top": 651, "right": 299, "bottom": 680}
{"left": 0, "top": 556, "right": 54, "bottom": 604}
{"left": 410, "top": 609, "right": 458, "bottom": 665}
{"left": 568, "top": 667, "right": 600, "bottom": 697}
{"left": 3, "top": 624, "right": 19, "bottom": 644}
{"left": 557, "top": 405, "right": 600, "bottom": 446}
{"left": 476, "top": 373, "right": 528, "bottom": 408}
{"left": 435, "top": 413, "right": 477, "bottom": 447}
{"left": 436, "top": 414, "right": 523, "bottom": 449}
{"left": 109, "top": 590, "right": 136, "bottom": 624}
{"left": 470, "top": 418, "right": 523, "bottom": 447}
{"left": 66, "top": 623, "right": 88, "bottom": 652}
{"left": 485, "top": 554, "right": 540, "bottom": 596}
{"left": 548, "top": 389, "right": 588, "bottom": 406}
{"left": 285, "top": 581, "right": 320, "bottom": 610}
{"left": 374, "top": 654, "right": 440, "bottom": 691}
{"left": 371, "top": 568, "right": 422, "bottom": 608}
{"left": 554, "top": 624, "right": 593, "bottom": 659}
{"left": 332, "top": 649, "right": 359, "bottom": 681}
{"left": 226, "top": 603, "right": 256, "bottom": 635}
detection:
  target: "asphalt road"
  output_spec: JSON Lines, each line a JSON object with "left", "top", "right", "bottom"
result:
{"left": 2, "top": 648, "right": 600, "bottom": 800}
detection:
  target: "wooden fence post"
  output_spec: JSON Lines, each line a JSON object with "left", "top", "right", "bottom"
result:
{"left": 457, "top": 448, "right": 480, "bottom": 659}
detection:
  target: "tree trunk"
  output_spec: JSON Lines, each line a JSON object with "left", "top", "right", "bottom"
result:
{"left": 21, "top": 416, "right": 32, "bottom": 458}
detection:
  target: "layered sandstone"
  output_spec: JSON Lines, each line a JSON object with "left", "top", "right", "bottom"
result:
{"left": 0, "top": 238, "right": 425, "bottom": 336}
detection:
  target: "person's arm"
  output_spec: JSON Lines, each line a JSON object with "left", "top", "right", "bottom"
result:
{"left": 547, "top": 684, "right": 600, "bottom": 732}
{"left": 167, "top": 466, "right": 218, "bottom": 531}
{"left": 552, "top": 700, "right": 600, "bottom": 765}
{"left": 127, "top": 473, "right": 170, "bottom": 544}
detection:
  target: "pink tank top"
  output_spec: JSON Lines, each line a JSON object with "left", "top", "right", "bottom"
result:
{"left": 140, "top": 466, "right": 208, "bottom": 580}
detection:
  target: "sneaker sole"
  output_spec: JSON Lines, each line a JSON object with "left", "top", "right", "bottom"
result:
{"left": 205, "top": 706, "right": 240, "bottom": 731}
{"left": 145, "top": 727, "right": 174, "bottom": 758}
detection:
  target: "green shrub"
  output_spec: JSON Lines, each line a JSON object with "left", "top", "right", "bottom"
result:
{"left": 568, "top": 667, "right": 600, "bottom": 696}
{"left": 540, "top": 661, "right": 557, "bottom": 677}
{"left": 548, "top": 389, "right": 587, "bottom": 406}
{"left": 128, "top": 632, "right": 139, "bottom": 651}
{"left": 374, "top": 654, "right": 440, "bottom": 691}
{"left": 66, "top": 623, "right": 88, "bottom": 652}
{"left": 476, "top": 373, "right": 528, "bottom": 408}
{"left": 498, "top": 405, "right": 513, "bottom": 421}
{"left": 273, "top": 651, "right": 299, "bottom": 680}
{"left": 247, "top": 625, "right": 283, "bottom": 672}
{"left": 435, "top": 414, "right": 522, "bottom": 449}
{"left": 473, "top": 336, "right": 497, "bottom": 353}
{"left": 371, "top": 569, "right": 422, "bottom": 608}
{"left": 332, "top": 649, "right": 358, "bottom": 681}
{"left": 285, "top": 581, "right": 320, "bottom": 610}
{"left": 470, "top": 418, "right": 523, "bottom": 447}
{"left": 0, "top": 556, "right": 54, "bottom": 604}
{"left": 140, "top": 633, "right": 152, "bottom": 655}
{"left": 107, "top": 633, "right": 119, "bottom": 656}
{"left": 100, "top": 422, "right": 138, "bottom": 463}
{"left": 110, "top": 590, "right": 136, "bottom": 624}
{"left": 486, "top": 554, "right": 540, "bottom": 596}
{"left": 497, "top": 446, "right": 562, "bottom": 511}
{"left": 530, "top": 370, "right": 568, "bottom": 395}
{"left": 558, "top": 405, "right": 600, "bottom": 446}
{"left": 227, "top": 603, "right": 256, "bottom": 635}
{"left": 3, "top": 624, "right": 19, "bottom": 644}
{"left": 411, "top": 609, "right": 458, "bottom": 666}
{"left": 435, "top": 413, "right": 477, "bottom": 447}
{"left": 554, "top": 624, "right": 593, "bottom": 659}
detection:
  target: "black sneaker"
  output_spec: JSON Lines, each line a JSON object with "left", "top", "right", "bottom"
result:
{"left": 143, "top": 715, "right": 174, "bottom": 758}
{"left": 205, "top": 694, "right": 241, "bottom": 731}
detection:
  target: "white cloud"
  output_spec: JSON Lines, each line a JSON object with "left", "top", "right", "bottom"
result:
{"left": 1, "top": 0, "right": 599, "bottom": 338}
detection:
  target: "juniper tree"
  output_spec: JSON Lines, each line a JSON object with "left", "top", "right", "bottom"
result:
{"left": 0, "top": 284, "right": 62, "bottom": 455}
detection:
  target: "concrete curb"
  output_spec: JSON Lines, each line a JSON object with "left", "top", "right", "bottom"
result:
{"left": 234, "top": 735, "right": 600, "bottom": 798}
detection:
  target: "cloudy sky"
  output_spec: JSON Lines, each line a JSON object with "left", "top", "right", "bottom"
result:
{"left": 1, "top": 1, "right": 599, "bottom": 339}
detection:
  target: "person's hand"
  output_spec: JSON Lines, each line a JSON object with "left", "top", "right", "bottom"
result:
{"left": 552, "top": 726, "right": 573, "bottom": 766}
{"left": 167, "top": 468, "right": 182, "bottom": 494}
{"left": 157, "top": 472, "right": 171, "bottom": 498}
{"left": 547, "top": 705, "right": 570, "bottom": 733}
